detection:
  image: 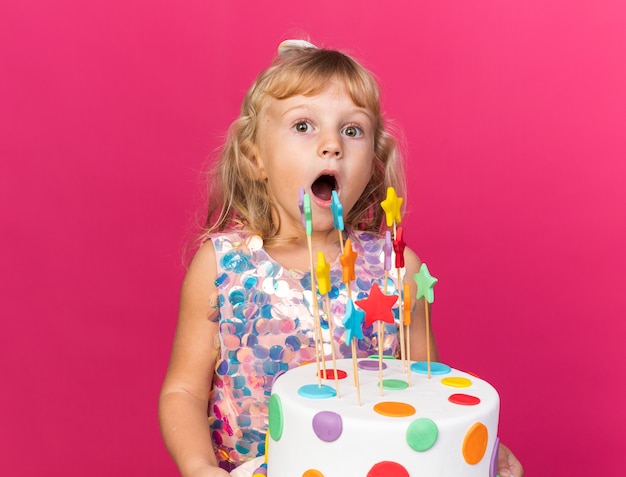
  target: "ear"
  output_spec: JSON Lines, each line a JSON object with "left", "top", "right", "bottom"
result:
{"left": 250, "top": 145, "right": 267, "bottom": 181}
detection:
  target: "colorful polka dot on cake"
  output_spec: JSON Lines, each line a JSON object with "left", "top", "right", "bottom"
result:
{"left": 358, "top": 359, "right": 387, "bottom": 370}
{"left": 367, "top": 461, "right": 409, "bottom": 477}
{"left": 302, "top": 470, "right": 324, "bottom": 477}
{"left": 267, "top": 358, "right": 500, "bottom": 476}
{"left": 373, "top": 401, "right": 415, "bottom": 418}
{"left": 312, "top": 411, "right": 343, "bottom": 442}
{"left": 463, "top": 422, "right": 489, "bottom": 464}
{"left": 411, "top": 361, "right": 451, "bottom": 375}
{"left": 379, "top": 378, "right": 408, "bottom": 390}
{"left": 449, "top": 393, "right": 481, "bottom": 405}
{"left": 318, "top": 368, "right": 347, "bottom": 380}
{"left": 441, "top": 376, "right": 472, "bottom": 388}
{"left": 406, "top": 417, "right": 439, "bottom": 451}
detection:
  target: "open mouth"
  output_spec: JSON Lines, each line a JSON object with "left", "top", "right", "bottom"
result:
{"left": 311, "top": 174, "right": 337, "bottom": 202}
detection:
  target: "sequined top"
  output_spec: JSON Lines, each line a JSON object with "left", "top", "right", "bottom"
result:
{"left": 207, "top": 230, "right": 400, "bottom": 471}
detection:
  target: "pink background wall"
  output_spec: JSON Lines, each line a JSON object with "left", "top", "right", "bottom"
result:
{"left": 2, "top": 1, "right": 625, "bottom": 475}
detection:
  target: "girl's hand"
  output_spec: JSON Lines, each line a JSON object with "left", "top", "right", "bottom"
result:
{"left": 497, "top": 442, "right": 524, "bottom": 477}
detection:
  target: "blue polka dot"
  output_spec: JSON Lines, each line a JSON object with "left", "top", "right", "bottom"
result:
{"left": 269, "top": 345, "right": 284, "bottom": 360}
{"left": 229, "top": 288, "right": 245, "bottom": 305}
{"left": 243, "top": 276, "right": 258, "bottom": 289}
{"left": 216, "top": 360, "right": 229, "bottom": 375}
{"left": 253, "top": 345, "right": 269, "bottom": 359}
{"left": 245, "top": 333, "right": 258, "bottom": 347}
{"left": 411, "top": 362, "right": 452, "bottom": 375}
{"left": 285, "top": 335, "right": 301, "bottom": 351}
{"left": 263, "top": 360, "right": 280, "bottom": 375}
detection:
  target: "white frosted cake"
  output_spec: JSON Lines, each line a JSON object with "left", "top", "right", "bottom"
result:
{"left": 266, "top": 358, "right": 500, "bottom": 477}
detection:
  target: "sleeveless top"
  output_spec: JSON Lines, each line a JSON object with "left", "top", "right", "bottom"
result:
{"left": 206, "top": 230, "right": 400, "bottom": 471}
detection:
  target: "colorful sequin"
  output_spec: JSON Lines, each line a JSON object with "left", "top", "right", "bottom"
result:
{"left": 207, "top": 231, "right": 399, "bottom": 470}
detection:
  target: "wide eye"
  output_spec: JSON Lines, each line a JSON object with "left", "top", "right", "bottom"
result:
{"left": 293, "top": 120, "right": 312, "bottom": 133}
{"left": 342, "top": 125, "right": 363, "bottom": 137}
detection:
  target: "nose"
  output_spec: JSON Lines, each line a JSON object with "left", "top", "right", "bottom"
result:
{"left": 318, "top": 131, "right": 342, "bottom": 159}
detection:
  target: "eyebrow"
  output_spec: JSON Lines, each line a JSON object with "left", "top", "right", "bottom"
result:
{"left": 279, "top": 102, "right": 374, "bottom": 122}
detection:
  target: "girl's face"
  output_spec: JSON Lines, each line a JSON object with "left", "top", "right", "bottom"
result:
{"left": 254, "top": 80, "right": 376, "bottom": 236}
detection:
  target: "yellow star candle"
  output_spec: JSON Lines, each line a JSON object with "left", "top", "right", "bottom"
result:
{"left": 316, "top": 252, "right": 331, "bottom": 295}
{"left": 380, "top": 186, "right": 403, "bottom": 228}
{"left": 316, "top": 252, "right": 340, "bottom": 396}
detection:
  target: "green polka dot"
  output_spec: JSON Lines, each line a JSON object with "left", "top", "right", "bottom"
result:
{"left": 268, "top": 394, "right": 283, "bottom": 441}
{"left": 380, "top": 378, "right": 409, "bottom": 390}
{"left": 406, "top": 418, "right": 438, "bottom": 452}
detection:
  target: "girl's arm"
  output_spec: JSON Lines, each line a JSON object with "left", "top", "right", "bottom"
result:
{"left": 159, "top": 241, "right": 230, "bottom": 477}
{"left": 403, "top": 247, "right": 439, "bottom": 362}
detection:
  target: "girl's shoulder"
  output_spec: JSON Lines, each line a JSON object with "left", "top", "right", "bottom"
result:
{"left": 202, "top": 230, "right": 257, "bottom": 250}
{"left": 202, "top": 231, "right": 269, "bottom": 272}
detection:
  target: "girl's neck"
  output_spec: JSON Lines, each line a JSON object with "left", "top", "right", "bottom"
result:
{"left": 264, "top": 229, "right": 344, "bottom": 272}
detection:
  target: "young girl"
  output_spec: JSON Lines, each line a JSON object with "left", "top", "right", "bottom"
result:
{"left": 159, "top": 40, "right": 523, "bottom": 477}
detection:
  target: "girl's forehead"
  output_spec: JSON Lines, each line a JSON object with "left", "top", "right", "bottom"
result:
{"left": 262, "top": 80, "right": 374, "bottom": 117}
{"left": 261, "top": 92, "right": 374, "bottom": 124}
{"left": 261, "top": 69, "right": 379, "bottom": 112}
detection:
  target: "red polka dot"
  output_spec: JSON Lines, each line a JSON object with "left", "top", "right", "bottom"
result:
{"left": 448, "top": 393, "right": 481, "bottom": 406}
{"left": 318, "top": 369, "right": 348, "bottom": 380}
{"left": 367, "top": 461, "right": 409, "bottom": 477}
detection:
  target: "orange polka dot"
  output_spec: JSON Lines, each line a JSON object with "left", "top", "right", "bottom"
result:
{"left": 462, "top": 422, "right": 488, "bottom": 464}
{"left": 373, "top": 401, "right": 416, "bottom": 417}
{"left": 302, "top": 470, "right": 324, "bottom": 477}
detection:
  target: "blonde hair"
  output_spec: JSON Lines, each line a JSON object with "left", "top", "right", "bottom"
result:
{"left": 203, "top": 43, "right": 406, "bottom": 243}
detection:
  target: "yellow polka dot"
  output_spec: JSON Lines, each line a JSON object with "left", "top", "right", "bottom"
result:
{"left": 462, "top": 422, "right": 488, "bottom": 464}
{"left": 441, "top": 377, "right": 472, "bottom": 388}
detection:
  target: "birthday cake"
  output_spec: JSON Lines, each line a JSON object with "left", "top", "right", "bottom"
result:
{"left": 241, "top": 188, "right": 500, "bottom": 476}
{"left": 265, "top": 357, "right": 500, "bottom": 477}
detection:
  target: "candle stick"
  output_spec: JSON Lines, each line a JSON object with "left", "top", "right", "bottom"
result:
{"left": 340, "top": 238, "right": 363, "bottom": 404}
{"left": 380, "top": 186, "right": 403, "bottom": 237}
{"left": 382, "top": 232, "right": 393, "bottom": 387}
{"left": 403, "top": 282, "right": 412, "bottom": 386}
{"left": 339, "top": 238, "right": 357, "bottom": 297}
{"left": 381, "top": 187, "right": 405, "bottom": 369}
{"left": 383, "top": 231, "right": 392, "bottom": 276}
{"left": 330, "top": 190, "right": 345, "bottom": 254}
{"left": 300, "top": 189, "right": 323, "bottom": 386}
{"left": 343, "top": 299, "right": 364, "bottom": 404}
{"left": 413, "top": 263, "right": 438, "bottom": 378}
{"left": 356, "top": 283, "right": 397, "bottom": 396}
{"left": 393, "top": 226, "right": 407, "bottom": 373}
{"left": 316, "top": 251, "right": 340, "bottom": 397}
